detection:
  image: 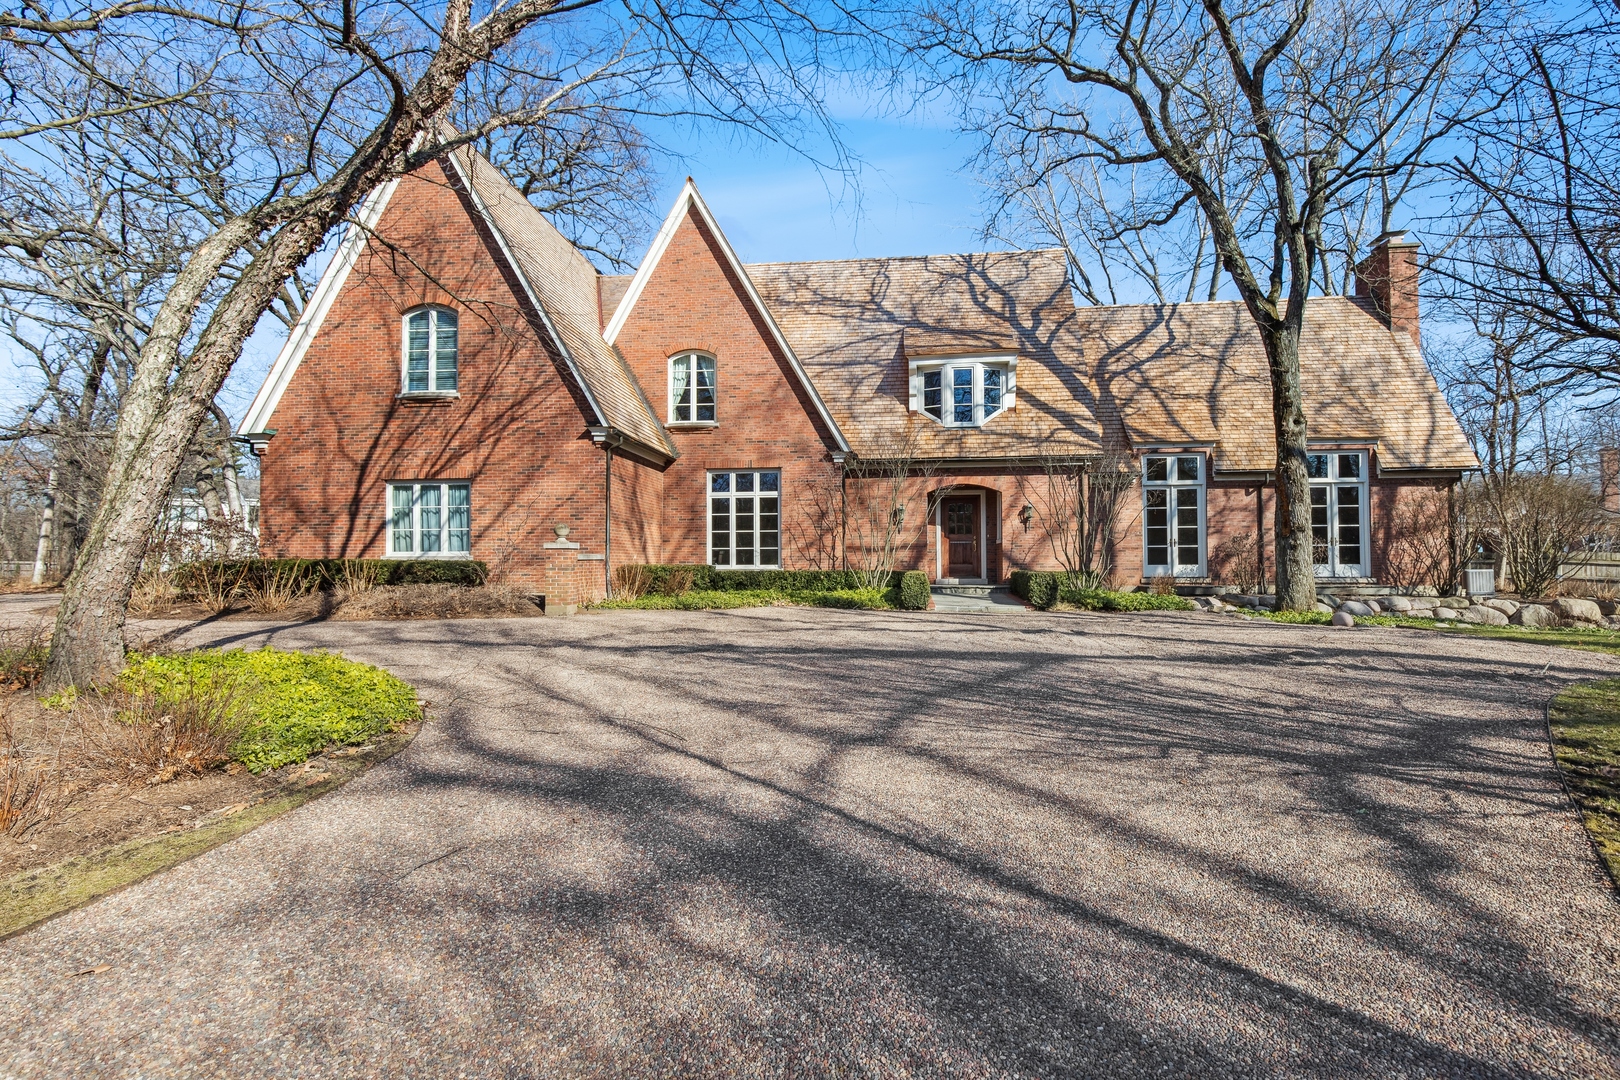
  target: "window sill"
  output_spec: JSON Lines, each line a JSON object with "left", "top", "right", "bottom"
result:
{"left": 668, "top": 421, "right": 719, "bottom": 429}
{"left": 383, "top": 552, "right": 474, "bottom": 560}
{"left": 398, "top": 391, "right": 460, "bottom": 403}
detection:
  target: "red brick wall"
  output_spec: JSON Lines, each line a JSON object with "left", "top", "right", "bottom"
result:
{"left": 612, "top": 208, "right": 844, "bottom": 567}
{"left": 257, "top": 159, "right": 657, "bottom": 598}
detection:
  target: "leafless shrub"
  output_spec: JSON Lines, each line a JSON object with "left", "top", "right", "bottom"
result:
{"left": 1148, "top": 574, "right": 1177, "bottom": 595}
{"left": 335, "top": 559, "right": 385, "bottom": 600}
{"left": 183, "top": 560, "right": 247, "bottom": 613}
{"left": 243, "top": 563, "right": 306, "bottom": 614}
{"left": 75, "top": 682, "right": 247, "bottom": 785}
{"left": 655, "top": 567, "right": 696, "bottom": 597}
{"left": 845, "top": 428, "right": 939, "bottom": 592}
{"left": 1210, "top": 531, "right": 1263, "bottom": 594}
{"left": 1472, "top": 474, "right": 1601, "bottom": 598}
{"left": 1, "top": 708, "right": 59, "bottom": 835}
{"left": 0, "top": 626, "right": 48, "bottom": 690}
{"left": 1036, "top": 452, "right": 1135, "bottom": 591}
{"left": 612, "top": 564, "right": 652, "bottom": 601}
{"left": 128, "top": 567, "right": 179, "bottom": 614}
{"left": 335, "top": 583, "right": 539, "bottom": 620}
{"left": 1383, "top": 493, "right": 1456, "bottom": 594}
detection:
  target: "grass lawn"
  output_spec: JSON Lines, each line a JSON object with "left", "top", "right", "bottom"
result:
{"left": 1549, "top": 679, "right": 1620, "bottom": 883}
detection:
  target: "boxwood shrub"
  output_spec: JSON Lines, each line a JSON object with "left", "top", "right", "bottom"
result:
{"left": 897, "top": 571, "right": 931, "bottom": 610}
{"left": 175, "top": 557, "right": 488, "bottom": 597}
{"left": 1010, "top": 570, "right": 1060, "bottom": 610}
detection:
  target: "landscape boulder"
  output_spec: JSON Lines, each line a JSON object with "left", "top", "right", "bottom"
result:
{"left": 1511, "top": 604, "right": 1559, "bottom": 628}
{"left": 1313, "top": 602, "right": 1334, "bottom": 614}
{"left": 1482, "top": 598, "right": 1519, "bottom": 617}
{"left": 1434, "top": 607, "right": 1461, "bottom": 621}
{"left": 1553, "top": 597, "right": 1605, "bottom": 625}
{"left": 1385, "top": 595, "right": 1413, "bottom": 612}
{"left": 1338, "top": 600, "right": 1374, "bottom": 618}
{"left": 1463, "top": 605, "right": 1510, "bottom": 626}
{"left": 1331, "top": 611, "right": 1355, "bottom": 627}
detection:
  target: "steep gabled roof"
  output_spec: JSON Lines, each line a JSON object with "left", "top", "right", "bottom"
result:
{"left": 443, "top": 147, "right": 674, "bottom": 461}
{"left": 605, "top": 179, "right": 850, "bottom": 455}
{"left": 746, "top": 250, "right": 1110, "bottom": 461}
{"left": 240, "top": 146, "right": 675, "bottom": 463}
{"left": 1080, "top": 296, "right": 1478, "bottom": 472}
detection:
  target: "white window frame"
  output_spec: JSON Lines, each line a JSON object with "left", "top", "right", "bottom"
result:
{"left": 386, "top": 481, "right": 472, "bottom": 558}
{"left": 1142, "top": 453, "right": 1206, "bottom": 578}
{"left": 1308, "top": 450, "right": 1370, "bottom": 578}
{"left": 401, "top": 306, "right": 459, "bottom": 396}
{"left": 668, "top": 351, "right": 718, "bottom": 425}
{"left": 706, "top": 469, "right": 782, "bottom": 569}
{"left": 908, "top": 355, "right": 1017, "bottom": 428}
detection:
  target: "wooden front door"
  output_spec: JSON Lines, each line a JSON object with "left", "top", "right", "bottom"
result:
{"left": 943, "top": 496, "right": 980, "bottom": 579}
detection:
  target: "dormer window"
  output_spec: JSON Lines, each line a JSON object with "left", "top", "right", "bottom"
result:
{"left": 670, "top": 352, "right": 716, "bottom": 424}
{"left": 403, "top": 307, "right": 458, "bottom": 394}
{"left": 910, "top": 356, "right": 1015, "bottom": 428}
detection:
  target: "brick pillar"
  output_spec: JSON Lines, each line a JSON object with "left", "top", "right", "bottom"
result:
{"left": 1354, "top": 232, "right": 1421, "bottom": 350}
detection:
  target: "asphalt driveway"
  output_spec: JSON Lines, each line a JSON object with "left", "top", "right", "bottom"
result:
{"left": 3, "top": 607, "right": 1620, "bottom": 1078}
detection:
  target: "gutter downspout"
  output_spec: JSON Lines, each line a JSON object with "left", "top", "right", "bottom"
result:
{"left": 604, "top": 443, "right": 613, "bottom": 597}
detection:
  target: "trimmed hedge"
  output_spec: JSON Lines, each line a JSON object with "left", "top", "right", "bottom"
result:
{"left": 1010, "top": 570, "right": 1060, "bottom": 610}
{"left": 623, "top": 564, "right": 891, "bottom": 594}
{"left": 175, "top": 558, "right": 488, "bottom": 596}
{"left": 898, "top": 571, "right": 931, "bottom": 610}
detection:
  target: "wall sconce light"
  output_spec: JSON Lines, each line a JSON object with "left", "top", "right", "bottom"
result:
{"left": 1019, "top": 504, "right": 1034, "bottom": 526}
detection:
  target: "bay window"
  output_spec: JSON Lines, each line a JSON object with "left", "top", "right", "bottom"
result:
{"left": 911, "top": 357, "right": 1014, "bottom": 428}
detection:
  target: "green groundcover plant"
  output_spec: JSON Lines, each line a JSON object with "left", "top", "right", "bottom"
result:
{"left": 120, "top": 647, "right": 419, "bottom": 772}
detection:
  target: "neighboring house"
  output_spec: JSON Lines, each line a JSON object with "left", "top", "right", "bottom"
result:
{"left": 239, "top": 144, "right": 1477, "bottom": 604}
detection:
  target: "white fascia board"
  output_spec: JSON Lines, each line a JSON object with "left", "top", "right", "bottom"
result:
{"left": 604, "top": 179, "right": 851, "bottom": 455}
{"left": 442, "top": 150, "right": 607, "bottom": 429}
{"left": 237, "top": 177, "right": 402, "bottom": 437}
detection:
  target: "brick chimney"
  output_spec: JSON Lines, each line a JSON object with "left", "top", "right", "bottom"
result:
{"left": 1601, "top": 446, "right": 1620, "bottom": 514}
{"left": 1354, "top": 231, "right": 1421, "bottom": 350}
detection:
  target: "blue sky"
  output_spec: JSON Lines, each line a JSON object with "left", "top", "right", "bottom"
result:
{"left": 206, "top": 109, "right": 989, "bottom": 424}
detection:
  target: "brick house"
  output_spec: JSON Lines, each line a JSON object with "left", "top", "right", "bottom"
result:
{"left": 239, "top": 145, "right": 1478, "bottom": 604}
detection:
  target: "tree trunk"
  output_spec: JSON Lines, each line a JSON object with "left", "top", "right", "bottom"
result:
{"left": 31, "top": 466, "right": 57, "bottom": 585}
{"left": 1261, "top": 325, "right": 1316, "bottom": 610}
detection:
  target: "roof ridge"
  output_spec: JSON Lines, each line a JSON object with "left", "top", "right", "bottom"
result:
{"left": 745, "top": 248, "right": 1065, "bottom": 270}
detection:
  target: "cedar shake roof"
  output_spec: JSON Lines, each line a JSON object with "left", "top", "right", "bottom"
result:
{"left": 744, "top": 250, "right": 1111, "bottom": 460}
{"left": 1081, "top": 297, "right": 1478, "bottom": 472}
{"left": 450, "top": 149, "right": 675, "bottom": 459}
{"left": 603, "top": 225, "right": 1475, "bottom": 473}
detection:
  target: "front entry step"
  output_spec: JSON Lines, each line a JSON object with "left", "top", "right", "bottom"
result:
{"left": 932, "top": 583, "right": 994, "bottom": 598}
{"left": 929, "top": 586, "right": 1029, "bottom": 613}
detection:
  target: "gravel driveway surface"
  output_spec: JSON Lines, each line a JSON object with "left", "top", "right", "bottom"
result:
{"left": 3, "top": 607, "right": 1620, "bottom": 1078}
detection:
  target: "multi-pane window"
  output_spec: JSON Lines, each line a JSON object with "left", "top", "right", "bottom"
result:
{"left": 404, "top": 308, "right": 458, "bottom": 393}
{"left": 670, "top": 352, "right": 717, "bottom": 423}
{"left": 1143, "top": 454, "right": 1204, "bottom": 576}
{"left": 917, "top": 361, "right": 1008, "bottom": 427}
{"left": 1308, "top": 452, "right": 1367, "bottom": 577}
{"left": 709, "top": 470, "right": 780, "bottom": 568}
{"left": 388, "top": 482, "right": 470, "bottom": 556}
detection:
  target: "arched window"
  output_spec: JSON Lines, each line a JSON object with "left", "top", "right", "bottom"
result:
{"left": 404, "top": 307, "right": 458, "bottom": 394}
{"left": 669, "top": 352, "right": 716, "bottom": 423}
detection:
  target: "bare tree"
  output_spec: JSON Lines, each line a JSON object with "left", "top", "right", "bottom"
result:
{"left": 1438, "top": 5, "right": 1620, "bottom": 402}
{"left": 0, "top": 0, "right": 864, "bottom": 686}
{"left": 911, "top": 0, "right": 1490, "bottom": 608}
